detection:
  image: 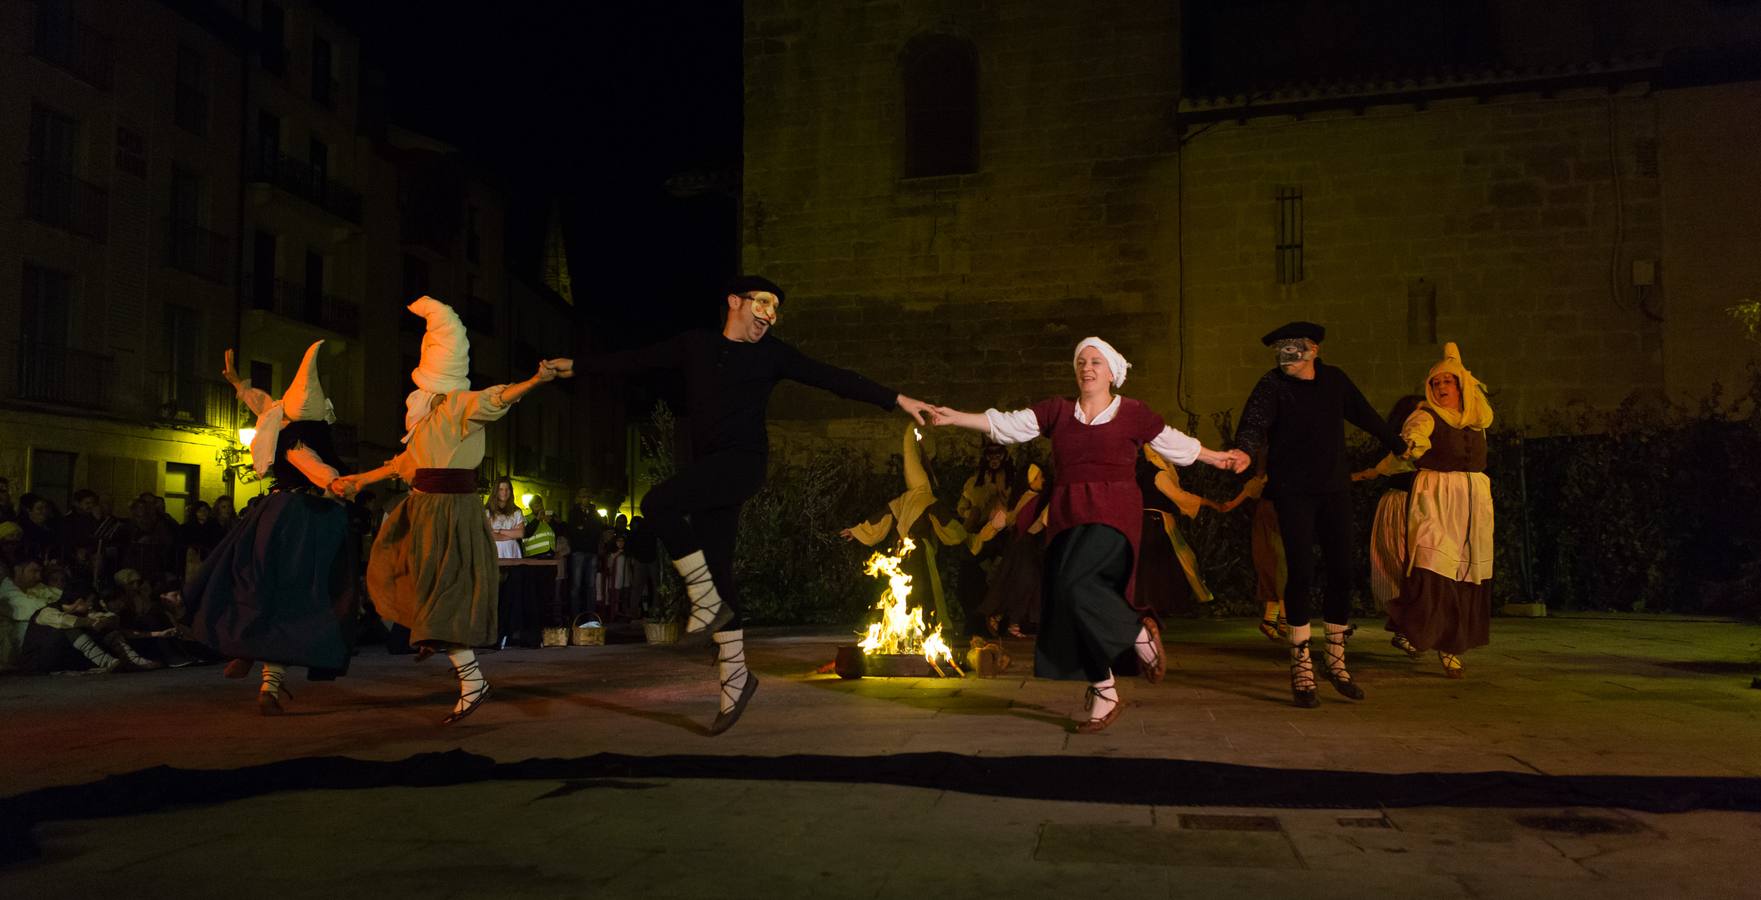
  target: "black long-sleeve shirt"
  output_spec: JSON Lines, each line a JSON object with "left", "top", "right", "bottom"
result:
{"left": 588, "top": 329, "right": 899, "bottom": 457}
{"left": 1233, "top": 361, "right": 1405, "bottom": 498}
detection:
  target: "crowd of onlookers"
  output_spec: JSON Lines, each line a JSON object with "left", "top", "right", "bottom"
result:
{"left": 1, "top": 472, "right": 661, "bottom": 672}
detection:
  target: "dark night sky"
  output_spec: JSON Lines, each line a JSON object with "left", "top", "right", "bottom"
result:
{"left": 328, "top": 1, "right": 744, "bottom": 351}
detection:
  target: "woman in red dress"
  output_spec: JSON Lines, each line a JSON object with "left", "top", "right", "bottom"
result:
{"left": 929, "top": 338, "right": 1243, "bottom": 732}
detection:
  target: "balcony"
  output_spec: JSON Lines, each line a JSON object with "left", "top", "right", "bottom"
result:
{"left": 25, "top": 163, "right": 107, "bottom": 241}
{"left": 245, "top": 276, "right": 360, "bottom": 336}
{"left": 156, "top": 372, "right": 238, "bottom": 429}
{"left": 250, "top": 149, "right": 362, "bottom": 223}
{"left": 165, "top": 219, "right": 231, "bottom": 283}
{"left": 14, "top": 342, "right": 113, "bottom": 410}
{"left": 31, "top": 9, "right": 114, "bottom": 89}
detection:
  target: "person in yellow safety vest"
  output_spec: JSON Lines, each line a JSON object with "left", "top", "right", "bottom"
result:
{"left": 522, "top": 496, "right": 558, "bottom": 558}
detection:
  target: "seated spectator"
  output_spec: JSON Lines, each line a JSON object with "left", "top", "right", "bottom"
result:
{"left": 101, "top": 577, "right": 200, "bottom": 668}
{"left": 7, "top": 561, "right": 157, "bottom": 673}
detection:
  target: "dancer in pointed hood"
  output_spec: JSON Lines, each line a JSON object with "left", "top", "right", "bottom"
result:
{"left": 185, "top": 342, "right": 359, "bottom": 714}
{"left": 337, "top": 297, "right": 573, "bottom": 725}
{"left": 1380, "top": 342, "right": 1496, "bottom": 678}
{"left": 1133, "top": 443, "right": 1218, "bottom": 616}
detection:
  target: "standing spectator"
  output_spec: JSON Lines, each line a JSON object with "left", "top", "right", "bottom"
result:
{"left": 59, "top": 489, "right": 104, "bottom": 562}
{"left": 565, "top": 488, "right": 605, "bottom": 627}
{"left": 486, "top": 477, "right": 525, "bottom": 560}
{"left": 17, "top": 493, "right": 60, "bottom": 560}
{"left": 212, "top": 495, "right": 239, "bottom": 533}
{"left": 0, "top": 476, "right": 14, "bottom": 523}
{"left": 522, "top": 496, "right": 558, "bottom": 558}
{"left": 181, "top": 500, "right": 222, "bottom": 559}
{"left": 120, "top": 499, "right": 177, "bottom": 579}
{"left": 624, "top": 516, "right": 659, "bottom": 615}
{"left": 600, "top": 532, "right": 630, "bottom": 620}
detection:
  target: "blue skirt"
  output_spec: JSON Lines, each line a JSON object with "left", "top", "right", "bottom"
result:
{"left": 185, "top": 489, "right": 360, "bottom": 676}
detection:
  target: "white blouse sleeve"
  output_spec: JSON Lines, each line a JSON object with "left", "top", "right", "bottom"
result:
{"left": 285, "top": 444, "right": 341, "bottom": 494}
{"left": 984, "top": 408, "right": 1041, "bottom": 446}
{"left": 1148, "top": 426, "right": 1202, "bottom": 467}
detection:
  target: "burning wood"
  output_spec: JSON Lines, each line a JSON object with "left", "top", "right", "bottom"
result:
{"left": 853, "top": 538, "right": 961, "bottom": 676}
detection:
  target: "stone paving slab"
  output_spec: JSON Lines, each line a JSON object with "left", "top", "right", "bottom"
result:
{"left": 1, "top": 616, "right": 1758, "bottom": 897}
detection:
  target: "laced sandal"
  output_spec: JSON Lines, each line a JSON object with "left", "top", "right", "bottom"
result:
{"left": 708, "top": 647, "right": 758, "bottom": 736}
{"left": 1136, "top": 617, "right": 1165, "bottom": 684}
{"left": 441, "top": 660, "right": 491, "bottom": 726}
{"left": 1391, "top": 633, "right": 1422, "bottom": 659}
{"left": 679, "top": 557, "right": 732, "bottom": 645}
{"left": 1074, "top": 683, "right": 1124, "bottom": 734}
{"left": 258, "top": 673, "right": 292, "bottom": 717}
{"left": 1258, "top": 618, "right": 1282, "bottom": 641}
{"left": 1439, "top": 652, "right": 1464, "bottom": 679}
{"left": 1290, "top": 639, "right": 1319, "bottom": 708}
{"left": 1323, "top": 626, "right": 1365, "bottom": 700}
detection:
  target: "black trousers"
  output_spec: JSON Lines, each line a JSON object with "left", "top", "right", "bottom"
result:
{"left": 640, "top": 450, "right": 767, "bottom": 632}
{"left": 1273, "top": 490, "right": 1355, "bottom": 627}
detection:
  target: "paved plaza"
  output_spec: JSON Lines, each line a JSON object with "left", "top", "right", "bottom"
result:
{"left": 2, "top": 615, "right": 1758, "bottom": 898}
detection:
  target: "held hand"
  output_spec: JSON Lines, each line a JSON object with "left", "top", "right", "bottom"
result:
{"left": 839, "top": 527, "right": 857, "bottom": 542}
{"left": 1223, "top": 449, "right": 1251, "bottom": 474}
{"left": 330, "top": 476, "right": 358, "bottom": 499}
{"left": 541, "top": 358, "right": 576, "bottom": 380}
{"left": 987, "top": 508, "right": 1009, "bottom": 531}
{"left": 927, "top": 405, "right": 960, "bottom": 426}
{"left": 896, "top": 394, "right": 931, "bottom": 425}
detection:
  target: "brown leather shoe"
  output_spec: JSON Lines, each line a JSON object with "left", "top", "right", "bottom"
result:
{"left": 1074, "top": 684, "right": 1124, "bottom": 734}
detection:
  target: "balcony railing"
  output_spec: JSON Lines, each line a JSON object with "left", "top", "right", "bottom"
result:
{"left": 14, "top": 342, "right": 113, "bottom": 409}
{"left": 165, "top": 219, "right": 231, "bottom": 282}
{"left": 25, "top": 163, "right": 107, "bottom": 241}
{"left": 250, "top": 149, "right": 362, "bottom": 223}
{"left": 31, "top": 8, "right": 114, "bottom": 89}
{"left": 244, "top": 275, "right": 360, "bottom": 336}
{"left": 156, "top": 372, "right": 238, "bottom": 429}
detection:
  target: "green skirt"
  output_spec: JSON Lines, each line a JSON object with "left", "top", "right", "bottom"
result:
{"left": 1035, "top": 524, "right": 1142, "bottom": 682}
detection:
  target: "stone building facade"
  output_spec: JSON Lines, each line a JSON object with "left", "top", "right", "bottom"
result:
{"left": 742, "top": 0, "right": 1761, "bottom": 458}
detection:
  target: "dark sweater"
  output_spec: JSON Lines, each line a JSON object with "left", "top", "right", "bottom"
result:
{"left": 1233, "top": 361, "right": 1405, "bottom": 498}
{"left": 588, "top": 329, "right": 898, "bottom": 456}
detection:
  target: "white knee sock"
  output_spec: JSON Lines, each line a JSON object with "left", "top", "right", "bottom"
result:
{"left": 260, "top": 662, "right": 287, "bottom": 694}
{"left": 713, "top": 630, "right": 748, "bottom": 715}
{"left": 674, "top": 550, "right": 724, "bottom": 634}
{"left": 446, "top": 648, "right": 487, "bottom": 716}
{"left": 72, "top": 633, "right": 120, "bottom": 671}
{"left": 1134, "top": 625, "right": 1158, "bottom": 668}
{"left": 1085, "top": 674, "right": 1118, "bottom": 721}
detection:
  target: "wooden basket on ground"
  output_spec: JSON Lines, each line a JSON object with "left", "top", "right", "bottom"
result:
{"left": 642, "top": 620, "right": 681, "bottom": 645}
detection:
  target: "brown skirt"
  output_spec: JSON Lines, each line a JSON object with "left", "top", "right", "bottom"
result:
{"left": 1386, "top": 569, "right": 1491, "bottom": 654}
{"left": 366, "top": 492, "right": 499, "bottom": 646}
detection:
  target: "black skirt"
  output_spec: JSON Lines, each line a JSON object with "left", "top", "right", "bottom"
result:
{"left": 185, "top": 489, "right": 360, "bottom": 677}
{"left": 1034, "top": 524, "right": 1142, "bottom": 683}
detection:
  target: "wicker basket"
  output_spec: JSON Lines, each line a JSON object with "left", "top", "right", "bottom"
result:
{"left": 570, "top": 613, "right": 606, "bottom": 646}
{"left": 642, "top": 620, "right": 681, "bottom": 645}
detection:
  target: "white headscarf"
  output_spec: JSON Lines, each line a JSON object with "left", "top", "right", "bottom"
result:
{"left": 1074, "top": 336, "right": 1132, "bottom": 389}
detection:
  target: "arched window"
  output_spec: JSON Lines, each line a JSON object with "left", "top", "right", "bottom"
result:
{"left": 901, "top": 34, "right": 978, "bottom": 178}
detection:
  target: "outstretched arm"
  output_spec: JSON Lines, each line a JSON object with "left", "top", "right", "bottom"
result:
{"left": 222, "top": 349, "right": 274, "bottom": 416}
{"left": 927, "top": 407, "right": 996, "bottom": 434}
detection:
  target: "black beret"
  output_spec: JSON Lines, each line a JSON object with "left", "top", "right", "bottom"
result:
{"left": 724, "top": 275, "right": 785, "bottom": 304}
{"left": 1260, "top": 321, "right": 1325, "bottom": 346}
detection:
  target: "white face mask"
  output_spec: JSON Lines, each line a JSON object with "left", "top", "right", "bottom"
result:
{"left": 745, "top": 292, "right": 780, "bottom": 326}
